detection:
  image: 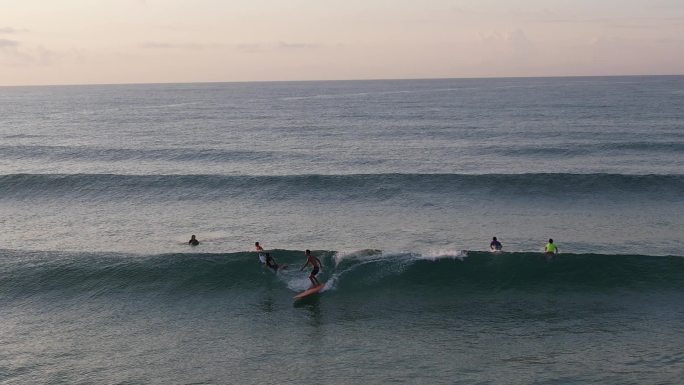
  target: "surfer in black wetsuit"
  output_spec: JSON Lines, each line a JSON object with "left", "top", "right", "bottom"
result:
{"left": 188, "top": 235, "right": 199, "bottom": 246}
{"left": 300, "top": 249, "right": 322, "bottom": 287}
{"left": 255, "top": 242, "right": 285, "bottom": 272}
{"left": 263, "top": 253, "right": 281, "bottom": 272}
{"left": 490, "top": 236, "right": 502, "bottom": 251}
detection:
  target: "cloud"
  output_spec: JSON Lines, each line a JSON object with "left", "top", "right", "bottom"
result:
{"left": 140, "top": 42, "right": 219, "bottom": 50}
{"left": 588, "top": 35, "right": 684, "bottom": 50}
{"left": 480, "top": 30, "right": 534, "bottom": 53}
{"left": 276, "top": 41, "right": 321, "bottom": 50}
{"left": 236, "top": 41, "right": 323, "bottom": 53}
{"left": 648, "top": 0, "right": 684, "bottom": 10}
{"left": 0, "top": 38, "right": 19, "bottom": 48}
{"left": 0, "top": 27, "right": 28, "bottom": 35}
{"left": 534, "top": 16, "right": 684, "bottom": 27}
{"left": 235, "top": 43, "right": 263, "bottom": 53}
{"left": 0, "top": 39, "right": 58, "bottom": 67}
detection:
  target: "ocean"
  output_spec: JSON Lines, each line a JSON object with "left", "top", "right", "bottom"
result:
{"left": 1, "top": 76, "right": 683, "bottom": 384}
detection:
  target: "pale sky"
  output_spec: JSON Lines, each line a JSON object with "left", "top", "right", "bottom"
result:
{"left": 1, "top": 0, "right": 683, "bottom": 86}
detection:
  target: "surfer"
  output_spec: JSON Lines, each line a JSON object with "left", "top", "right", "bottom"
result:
{"left": 188, "top": 235, "right": 199, "bottom": 246}
{"left": 255, "top": 242, "right": 285, "bottom": 271}
{"left": 262, "top": 252, "right": 281, "bottom": 272}
{"left": 300, "top": 249, "right": 322, "bottom": 287}
{"left": 490, "top": 236, "right": 502, "bottom": 251}
{"left": 544, "top": 238, "right": 559, "bottom": 255}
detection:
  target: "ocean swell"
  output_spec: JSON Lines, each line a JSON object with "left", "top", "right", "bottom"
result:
{"left": 1, "top": 173, "right": 682, "bottom": 202}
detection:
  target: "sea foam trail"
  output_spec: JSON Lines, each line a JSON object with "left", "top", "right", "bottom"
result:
{"left": 1, "top": 250, "right": 683, "bottom": 302}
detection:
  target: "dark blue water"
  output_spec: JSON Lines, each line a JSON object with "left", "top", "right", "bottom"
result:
{"left": 1, "top": 76, "right": 683, "bottom": 384}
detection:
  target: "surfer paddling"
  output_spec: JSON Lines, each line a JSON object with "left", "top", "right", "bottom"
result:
{"left": 300, "top": 249, "right": 322, "bottom": 288}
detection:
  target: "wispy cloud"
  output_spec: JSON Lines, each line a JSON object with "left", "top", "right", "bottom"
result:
{"left": 276, "top": 41, "right": 320, "bottom": 50}
{"left": 0, "top": 38, "right": 20, "bottom": 48}
{"left": 139, "top": 40, "right": 322, "bottom": 53}
{"left": 0, "top": 38, "right": 58, "bottom": 67}
{"left": 533, "top": 16, "right": 684, "bottom": 25}
{"left": 480, "top": 30, "right": 534, "bottom": 52}
{"left": 0, "top": 27, "right": 25, "bottom": 34}
{"left": 140, "top": 42, "right": 220, "bottom": 50}
{"left": 236, "top": 41, "right": 323, "bottom": 53}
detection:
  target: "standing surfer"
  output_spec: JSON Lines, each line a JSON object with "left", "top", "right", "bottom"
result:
{"left": 300, "top": 249, "right": 322, "bottom": 288}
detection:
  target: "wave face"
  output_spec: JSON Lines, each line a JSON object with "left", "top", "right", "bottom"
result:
{"left": 331, "top": 251, "right": 684, "bottom": 292}
{"left": 1, "top": 173, "right": 682, "bottom": 202}
{"left": 2, "top": 250, "right": 683, "bottom": 302}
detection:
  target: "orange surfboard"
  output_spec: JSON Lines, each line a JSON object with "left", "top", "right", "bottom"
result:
{"left": 293, "top": 283, "right": 325, "bottom": 300}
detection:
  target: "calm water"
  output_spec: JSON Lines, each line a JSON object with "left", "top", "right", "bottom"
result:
{"left": 1, "top": 76, "right": 683, "bottom": 384}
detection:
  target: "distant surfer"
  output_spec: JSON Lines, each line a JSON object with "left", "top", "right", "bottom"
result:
{"left": 255, "top": 242, "right": 264, "bottom": 252}
{"left": 544, "top": 238, "right": 559, "bottom": 256}
{"left": 188, "top": 235, "right": 199, "bottom": 246}
{"left": 300, "top": 249, "right": 322, "bottom": 287}
{"left": 490, "top": 236, "right": 502, "bottom": 251}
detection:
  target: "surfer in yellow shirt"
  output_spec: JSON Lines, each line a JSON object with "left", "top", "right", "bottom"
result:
{"left": 300, "top": 249, "right": 322, "bottom": 287}
{"left": 544, "top": 239, "right": 559, "bottom": 255}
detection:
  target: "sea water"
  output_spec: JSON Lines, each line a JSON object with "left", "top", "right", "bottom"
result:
{"left": 1, "top": 76, "right": 683, "bottom": 384}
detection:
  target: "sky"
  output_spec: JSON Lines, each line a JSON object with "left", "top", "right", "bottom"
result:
{"left": 0, "top": 0, "right": 683, "bottom": 86}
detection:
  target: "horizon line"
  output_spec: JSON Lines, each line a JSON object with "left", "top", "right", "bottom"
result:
{"left": 1, "top": 73, "right": 683, "bottom": 88}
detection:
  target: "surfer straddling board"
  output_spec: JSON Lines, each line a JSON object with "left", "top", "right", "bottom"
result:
{"left": 300, "top": 249, "right": 322, "bottom": 288}
{"left": 490, "top": 236, "right": 502, "bottom": 252}
{"left": 544, "top": 238, "right": 559, "bottom": 260}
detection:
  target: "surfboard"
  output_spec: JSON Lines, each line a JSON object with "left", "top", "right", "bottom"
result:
{"left": 293, "top": 283, "right": 325, "bottom": 300}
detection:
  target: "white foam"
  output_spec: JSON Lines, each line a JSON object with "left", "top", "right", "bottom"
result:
{"left": 333, "top": 249, "right": 383, "bottom": 266}
{"left": 418, "top": 249, "right": 468, "bottom": 261}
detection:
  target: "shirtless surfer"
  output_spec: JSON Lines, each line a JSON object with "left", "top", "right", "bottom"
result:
{"left": 300, "top": 249, "right": 322, "bottom": 287}
{"left": 188, "top": 235, "right": 199, "bottom": 246}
